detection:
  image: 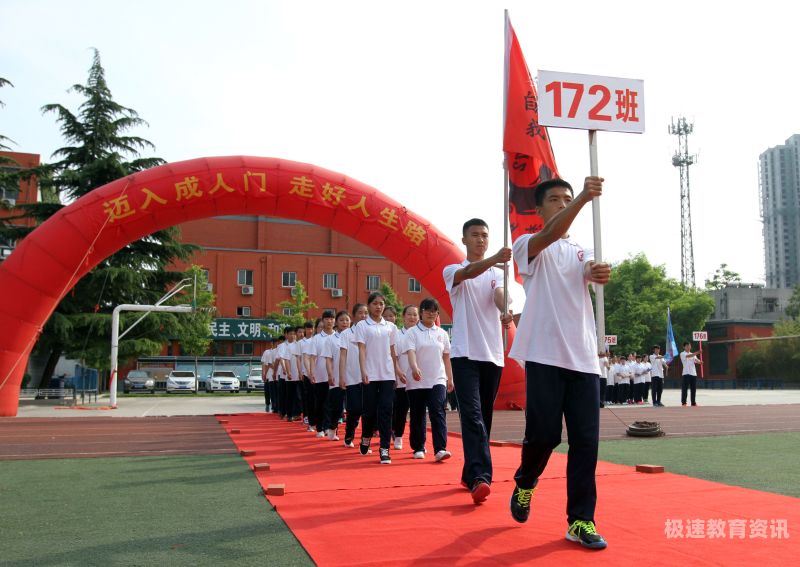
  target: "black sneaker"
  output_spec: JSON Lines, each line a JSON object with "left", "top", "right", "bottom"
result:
{"left": 379, "top": 448, "right": 391, "bottom": 464}
{"left": 566, "top": 520, "right": 607, "bottom": 550}
{"left": 510, "top": 484, "right": 535, "bottom": 523}
{"left": 359, "top": 437, "right": 371, "bottom": 455}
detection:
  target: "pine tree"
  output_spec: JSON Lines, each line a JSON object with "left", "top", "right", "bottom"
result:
{"left": 4, "top": 50, "right": 199, "bottom": 386}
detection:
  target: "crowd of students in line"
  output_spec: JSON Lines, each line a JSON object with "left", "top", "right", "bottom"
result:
{"left": 259, "top": 294, "right": 454, "bottom": 465}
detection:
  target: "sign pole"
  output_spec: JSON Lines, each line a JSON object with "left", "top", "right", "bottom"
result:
{"left": 589, "top": 130, "right": 605, "bottom": 351}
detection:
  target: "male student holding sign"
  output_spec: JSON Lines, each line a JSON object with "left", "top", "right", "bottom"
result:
{"left": 508, "top": 177, "right": 610, "bottom": 550}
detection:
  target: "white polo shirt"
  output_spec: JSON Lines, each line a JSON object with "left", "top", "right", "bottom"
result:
{"left": 322, "top": 331, "right": 343, "bottom": 385}
{"left": 283, "top": 341, "right": 302, "bottom": 381}
{"left": 301, "top": 337, "right": 315, "bottom": 377}
{"left": 509, "top": 235, "right": 600, "bottom": 375}
{"left": 680, "top": 351, "right": 697, "bottom": 376}
{"left": 260, "top": 349, "right": 274, "bottom": 382}
{"left": 353, "top": 317, "right": 397, "bottom": 381}
{"left": 402, "top": 322, "right": 451, "bottom": 390}
{"left": 443, "top": 261, "right": 505, "bottom": 366}
{"left": 275, "top": 342, "right": 291, "bottom": 379}
{"left": 338, "top": 328, "right": 362, "bottom": 387}
{"left": 395, "top": 329, "right": 412, "bottom": 389}
{"left": 649, "top": 354, "right": 666, "bottom": 378}
{"left": 311, "top": 331, "right": 335, "bottom": 384}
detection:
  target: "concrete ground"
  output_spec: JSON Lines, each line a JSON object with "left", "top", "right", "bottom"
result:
{"left": 9, "top": 387, "right": 800, "bottom": 419}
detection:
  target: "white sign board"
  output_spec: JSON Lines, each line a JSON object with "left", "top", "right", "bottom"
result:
{"left": 537, "top": 70, "right": 645, "bottom": 133}
{"left": 692, "top": 331, "right": 708, "bottom": 342}
{"left": 604, "top": 335, "right": 617, "bottom": 346}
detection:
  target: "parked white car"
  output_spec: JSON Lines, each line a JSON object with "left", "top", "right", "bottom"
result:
{"left": 165, "top": 370, "right": 197, "bottom": 394}
{"left": 206, "top": 370, "right": 240, "bottom": 394}
{"left": 123, "top": 370, "right": 156, "bottom": 394}
{"left": 246, "top": 368, "right": 264, "bottom": 392}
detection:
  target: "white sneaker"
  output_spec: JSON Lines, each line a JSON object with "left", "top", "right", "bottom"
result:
{"left": 434, "top": 450, "right": 451, "bottom": 462}
{"left": 307, "top": 425, "right": 314, "bottom": 432}
{"left": 394, "top": 438, "right": 403, "bottom": 450}
{"left": 315, "top": 431, "right": 325, "bottom": 438}
{"left": 344, "top": 440, "right": 355, "bottom": 448}
{"left": 303, "top": 417, "right": 309, "bottom": 425}
{"left": 328, "top": 429, "right": 340, "bottom": 441}
{"left": 413, "top": 451, "right": 425, "bottom": 459}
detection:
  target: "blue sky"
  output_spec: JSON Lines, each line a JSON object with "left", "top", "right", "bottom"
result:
{"left": 2, "top": 0, "right": 799, "bottom": 289}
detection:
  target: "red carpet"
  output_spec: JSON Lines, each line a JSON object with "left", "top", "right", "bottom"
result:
{"left": 221, "top": 413, "right": 799, "bottom": 566}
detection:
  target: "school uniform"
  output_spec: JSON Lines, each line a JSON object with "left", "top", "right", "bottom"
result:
{"left": 680, "top": 351, "right": 699, "bottom": 405}
{"left": 340, "top": 327, "right": 364, "bottom": 445}
{"left": 392, "top": 329, "right": 412, "bottom": 443}
{"left": 280, "top": 340, "right": 303, "bottom": 420}
{"left": 510, "top": 234, "right": 600, "bottom": 526}
{"left": 322, "top": 330, "right": 345, "bottom": 434}
{"left": 642, "top": 361, "right": 652, "bottom": 402}
{"left": 443, "top": 260, "right": 505, "bottom": 488}
{"left": 633, "top": 361, "right": 646, "bottom": 403}
{"left": 598, "top": 357, "right": 609, "bottom": 408}
{"left": 300, "top": 337, "right": 315, "bottom": 423}
{"left": 260, "top": 348, "right": 274, "bottom": 412}
{"left": 403, "top": 322, "right": 451, "bottom": 455}
{"left": 354, "top": 317, "right": 398, "bottom": 450}
{"left": 311, "top": 331, "right": 335, "bottom": 433}
{"left": 649, "top": 354, "right": 667, "bottom": 405}
{"left": 275, "top": 341, "right": 291, "bottom": 418}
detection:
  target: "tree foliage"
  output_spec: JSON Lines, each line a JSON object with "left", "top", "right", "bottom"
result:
{"left": 704, "top": 263, "right": 742, "bottom": 290}
{"left": 1, "top": 50, "right": 197, "bottom": 385}
{"left": 785, "top": 285, "right": 800, "bottom": 320}
{"left": 604, "top": 254, "right": 714, "bottom": 355}
{"left": 736, "top": 319, "right": 800, "bottom": 383}
{"left": 267, "top": 280, "right": 318, "bottom": 330}
{"left": 379, "top": 281, "right": 405, "bottom": 327}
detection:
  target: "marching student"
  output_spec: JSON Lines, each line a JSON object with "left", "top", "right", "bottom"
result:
{"left": 598, "top": 351, "right": 610, "bottom": 409}
{"left": 340, "top": 303, "right": 368, "bottom": 448}
{"left": 442, "top": 218, "right": 513, "bottom": 503}
{"left": 260, "top": 340, "right": 274, "bottom": 412}
{"left": 311, "top": 312, "right": 336, "bottom": 437}
{"left": 632, "top": 354, "right": 645, "bottom": 404}
{"left": 301, "top": 321, "right": 317, "bottom": 431}
{"left": 268, "top": 341, "right": 280, "bottom": 413}
{"left": 641, "top": 354, "right": 652, "bottom": 403}
{"left": 392, "top": 305, "right": 418, "bottom": 451}
{"left": 680, "top": 341, "right": 703, "bottom": 406}
{"left": 508, "top": 176, "right": 609, "bottom": 550}
{"left": 354, "top": 291, "right": 406, "bottom": 464}
{"left": 275, "top": 327, "right": 296, "bottom": 420}
{"left": 649, "top": 345, "right": 668, "bottom": 406}
{"left": 606, "top": 355, "right": 618, "bottom": 405}
{"left": 322, "top": 310, "right": 350, "bottom": 440}
{"left": 404, "top": 298, "right": 454, "bottom": 462}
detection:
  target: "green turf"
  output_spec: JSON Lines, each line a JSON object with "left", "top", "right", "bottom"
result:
{"left": 555, "top": 432, "right": 800, "bottom": 498}
{"left": 0, "top": 454, "right": 313, "bottom": 566}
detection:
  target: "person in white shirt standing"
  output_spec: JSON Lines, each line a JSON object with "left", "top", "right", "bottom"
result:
{"left": 598, "top": 351, "right": 610, "bottom": 409}
{"left": 649, "top": 345, "right": 669, "bottom": 407}
{"left": 404, "top": 298, "right": 454, "bottom": 462}
{"left": 507, "top": 177, "right": 609, "bottom": 550}
{"left": 260, "top": 339, "right": 275, "bottom": 412}
{"left": 354, "top": 292, "right": 406, "bottom": 464}
{"left": 311, "top": 312, "right": 336, "bottom": 437}
{"left": 442, "top": 218, "right": 513, "bottom": 504}
{"left": 680, "top": 341, "right": 703, "bottom": 406}
{"left": 392, "top": 305, "right": 418, "bottom": 451}
{"left": 339, "top": 303, "right": 368, "bottom": 448}
{"left": 322, "top": 310, "right": 350, "bottom": 440}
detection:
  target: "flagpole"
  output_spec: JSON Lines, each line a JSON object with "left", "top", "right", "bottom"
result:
{"left": 502, "top": 9, "right": 510, "bottom": 350}
{"left": 589, "top": 130, "right": 605, "bottom": 351}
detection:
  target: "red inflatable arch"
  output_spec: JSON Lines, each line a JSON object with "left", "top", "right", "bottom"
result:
{"left": 0, "top": 156, "right": 524, "bottom": 416}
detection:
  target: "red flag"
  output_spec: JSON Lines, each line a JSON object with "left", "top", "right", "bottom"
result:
{"left": 503, "top": 15, "right": 559, "bottom": 245}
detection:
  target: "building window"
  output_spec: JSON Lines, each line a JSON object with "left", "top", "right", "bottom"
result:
{"left": 237, "top": 306, "right": 251, "bottom": 317}
{"left": 282, "top": 271, "right": 297, "bottom": 288}
{"left": 408, "top": 277, "right": 421, "bottom": 293}
{"left": 234, "top": 342, "right": 254, "bottom": 355}
{"left": 0, "top": 237, "right": 15, "bottom": 259}
{"left": 237, "top": 269, "right": 253, "bottom": 286}
{"left": 0, "top": 187, "right": 19, "bottom": 206}
{"left": 323, "top": 273, "right": 338, "bottom": 289}
{"left": 282, "top": 307, "right": 293, "bottom": 316}
{"left": 366, "top": 275, "right": 380, "bottom": 291}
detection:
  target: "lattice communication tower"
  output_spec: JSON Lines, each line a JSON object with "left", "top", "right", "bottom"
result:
{"left": 669, "top": 117, "right": 697, "bottom": 287}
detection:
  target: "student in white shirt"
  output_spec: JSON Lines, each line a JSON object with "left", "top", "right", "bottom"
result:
{"left": 392, "top": 305, "right": 417, "bottom": 451}
{"left": 641, "top": 356, "right": 652, "bottom": 403}
{"left": 322, "top": 310, "right": 350, "bottom": 440}
{"left": 442, "top": 218, "right": 512, "bottom": 504}
{"left": 310, "top": 312, "right": 336, "bottom": 437}
{"left": 404, "top": 298, "right": 454, "bottom": 462}
{"left": 276, "top": 327, "right": 300, "bottom": 421}
{"left": 300, "top": 321, "right": 317, "bottom": 430}
{"left": 260, "top": 340, "right": 275, "bottom": 412}
{"left": 507, "top": 177, "right": 609, "bottom": 550}
{"left": 354, "top": 292, "right": 406, "bottom": 464}
{"left": 649, "top": 345, "right": 669, "bottom": 407}
{"left": 339, "top": 303, "right": 368, "bottom": 448}
{"left": 598, "top": 351, "right": 610, "bottom": 409}
{"left": 680, "top": 341, "right": 703, "bottom": 406}
{"left": 633, "top": 355, "right": 646, "bottom": 404}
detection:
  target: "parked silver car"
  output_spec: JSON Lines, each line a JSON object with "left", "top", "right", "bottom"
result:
{"left": 165, "top": 370, "right": 197, "bottom": 394}
{"left": 123, "top": 370, "right": 155, "bottom": 394}
{"left": 206, "top": 370, "right": 240, "bottom": 394}
{"left": 246, "top": 368, "right": 264, "bottom": 392}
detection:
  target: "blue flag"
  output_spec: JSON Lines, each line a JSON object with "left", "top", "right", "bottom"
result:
{"left": 665, "top": 307, "right": 678, "bottom": 363}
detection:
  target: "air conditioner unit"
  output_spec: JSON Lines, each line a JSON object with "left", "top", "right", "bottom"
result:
{"left": 241, "top": 285, "right": 254, "bottom": 295}
{"left": 290, "top": 288, "right": 298, "bottom": 297}
{"left": 331, "top": 288, "right": 343, "bottom": 298}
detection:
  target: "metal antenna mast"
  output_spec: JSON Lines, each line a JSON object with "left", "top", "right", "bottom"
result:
{"left": 669, "top": 117, "right": 697, "bottom": 287}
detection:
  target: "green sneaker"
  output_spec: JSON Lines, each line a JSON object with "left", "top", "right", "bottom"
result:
{"left": 510, "top": 485, "right": 535, "bottom": 523}
{"left": 566, "top": 520, "right": 607, "bottom": 550}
